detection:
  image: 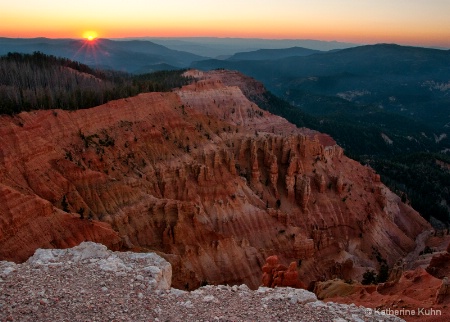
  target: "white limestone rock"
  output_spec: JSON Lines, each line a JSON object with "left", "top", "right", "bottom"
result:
{"left": 0, "top": 261, "right": 16, "bottom": 278}
{"left": 24, "top": 242, "right": 172, "bottom": 290}
{"left": 261, "top": 287, "right": 317, "bottom": 305}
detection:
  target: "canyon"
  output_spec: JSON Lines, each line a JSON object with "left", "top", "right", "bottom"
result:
{"left": 0, "top": 69, "right": 431, "bottom": 295}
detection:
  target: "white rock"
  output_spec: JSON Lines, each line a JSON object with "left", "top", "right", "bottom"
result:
{"left": 351, "top": 314, "right": 365, "bottom": 322}
{"left": 68, "top": 242, "right": 110, "bottom": 261}
{"left": 145, "top": 266, "right": 161, "bottom": 276}
{"left": 261, "top": 293, "right": 285, "bottom": 302}
{"left": 170, "top": 288, "right": 187, "bottom": 296}
{"left": 288, "top": 295, "right": 298, "bottom": 304}
{"left": 261, "top": 287, "right": 317, "bottom": 305}
{"left": 238, "top": 284, "right": 250, "bottom": 292}
{"left": 191, "top": 289, "right": 204, "bottom": 296}
{"left": 27, "top": 249, "right": 57, "bottom": 265}
{"left": 256, "top": 287, "right": 271, "bottom": 293}
{"left": 203, "top": 295, "right": 219, "bottom": 303}
{"left": 306, "top": 301, "right": 327, "bottom": 308}
{"left": 0, "top": 261, "right": 16, "bottom": 277}
{"left": 182, "top": 300, "right": 194, "bottom": 308}
{"left": 95, "top": 257, "right": 127, "bottom": 272}
{"left": 288, "top": 289, "right": 317, "bottom": 304}
{"left": 24, "top": 242, "right": 172, "bottom": 291}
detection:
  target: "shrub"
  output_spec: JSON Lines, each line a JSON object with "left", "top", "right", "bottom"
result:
{"left": 362, "top": 270, "right": 377, "bottom": 285}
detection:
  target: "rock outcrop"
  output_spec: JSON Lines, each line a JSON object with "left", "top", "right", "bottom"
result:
{"left": 262, "top": 255, "right": 306, "bottom": 289}
{"left": 0, "top": 69, "right": 430, "bottom": 291}
{"left": 426, "top": 245, "right": 450, "bottom": 279}
{"left": 436, "top": 277, "right": 450, "bottom": 304}
{"left": 315, "top": 267, "right": 450, "bottom": 321}
{"left": 1, "top": 241, "right": 171, "bottom": 290}
{"left": 0, "top": 243, "right": 404, "bottom": 321}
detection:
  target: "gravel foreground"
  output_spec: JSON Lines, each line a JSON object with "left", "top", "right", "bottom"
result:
{"left": 0, "top": 243, "right": 404, "bottom": 322}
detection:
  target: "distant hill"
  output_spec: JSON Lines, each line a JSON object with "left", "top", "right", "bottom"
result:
{"left": 266, "top": 43, "right": 450, "bottom": 78}
{"left": 192, "top": 44, "right": 450, "bottom": 132}
{"left": 227, "top": 47, "right": 321, "bottom": 61}
{"left": 123, "top": 37, "right": 358, "bottom": 58}
{"left": 193, "top": 43, "right": 450, "bottom": 77}
{"left": 0, "top": 38, "right": 206, "bottom": 73}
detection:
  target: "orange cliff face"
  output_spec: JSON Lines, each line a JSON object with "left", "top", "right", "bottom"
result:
{"left": 0, "top": 70, "right": 430, "bottom": 290}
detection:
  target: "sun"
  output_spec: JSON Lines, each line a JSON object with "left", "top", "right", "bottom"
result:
{"left": 82, "top": 31, "right": 98, "bottom": 41}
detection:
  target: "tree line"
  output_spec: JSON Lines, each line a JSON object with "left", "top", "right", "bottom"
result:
{"left": 0, "top": 52, "right": 192, "bottom": 115}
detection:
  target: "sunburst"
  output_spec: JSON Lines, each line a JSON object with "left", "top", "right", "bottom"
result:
{"left": 82, "top": 31, "right": 98, "bottom": 41}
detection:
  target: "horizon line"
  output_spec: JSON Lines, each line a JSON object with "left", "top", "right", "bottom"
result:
{"left": 1, "top": 36, "right": 449, "bottom": 50}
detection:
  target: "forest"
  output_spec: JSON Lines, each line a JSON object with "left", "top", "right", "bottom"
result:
{"left": 0, "top": 52, "right": 192, "bottom": 115}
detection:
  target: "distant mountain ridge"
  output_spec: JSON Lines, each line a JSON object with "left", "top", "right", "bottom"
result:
{"left": 227, "top": 46, "right": 321, "bottom": 61}
{"left": 192, "top": 43, "right": 450, "bottom": 79}
{"left": 191, "top": 44, "right": 450, "bottom": 134}
{"left": 119, "top": 37, "right": 359, "bottom": 58}
{"left": 0, "top": 37, "right": 206, "bottom": 73}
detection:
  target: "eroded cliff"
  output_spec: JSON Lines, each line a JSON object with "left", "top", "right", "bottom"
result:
{"left": 0, "top": 70, "right": 430, "bottom": 290}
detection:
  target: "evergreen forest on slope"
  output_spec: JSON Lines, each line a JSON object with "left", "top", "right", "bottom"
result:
{"left": 0, "top": 52, "right": 191, "bottom": 115}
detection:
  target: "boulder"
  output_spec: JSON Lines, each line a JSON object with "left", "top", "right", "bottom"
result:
{"left": 27, "top": 242, "right": 172, "bottom": 290}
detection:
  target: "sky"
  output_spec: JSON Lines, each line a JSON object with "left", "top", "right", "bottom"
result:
{"left": 1, "top": 0, "right": 450, "bottom": 48}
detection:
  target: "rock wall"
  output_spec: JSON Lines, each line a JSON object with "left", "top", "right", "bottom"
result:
{"left": 0, "top": 70, "right": 430, "bottom": 290}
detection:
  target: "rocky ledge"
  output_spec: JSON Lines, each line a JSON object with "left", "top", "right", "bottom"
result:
{"left": 0, "top": 243, "right": 403, "bottom": 322}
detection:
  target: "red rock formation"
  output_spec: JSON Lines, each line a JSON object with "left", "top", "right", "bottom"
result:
{"left": 336, "top": 173, "right": 344, "bottom": 194}
{"left": 316, "top": 173, "right": 327, "bottom": 193}
{"left": 268, "top": 155, "right": 279, "bottom": 198}
{"left": 0, "top": 184, "right": 121, "bottom": 262}
{"left": 296, "top": 174, "right": 311, "bottom": 211}
{"left": 0, "top": 69, "right": 430, "bottom": 292}
{"left": 262, "top": 256, "right": 306, "bottom": 289}
{"left": 435, "top": 277, "right": 450, "bottom": 304}
{"left": 425, "top": 240, "right": 450, "bottom": 279}
{"left": 316, "top": 268, "right": 450, "bottom": 321}
{"left": 315, "top": 234, "right": 450, "bottom": 321}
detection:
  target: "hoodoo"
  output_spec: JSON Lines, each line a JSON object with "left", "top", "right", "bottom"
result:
{"left": 0, "top": 70, "right": 430, "bottom": 291}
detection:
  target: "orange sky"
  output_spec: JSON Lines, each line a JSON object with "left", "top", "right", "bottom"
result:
{"left": 1, "top": 0, "right": 450, "bottom": 48}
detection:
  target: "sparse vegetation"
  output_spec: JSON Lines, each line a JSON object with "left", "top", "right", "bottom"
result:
{"left": 362, "top": 270, "right": 377, "bottom": 285}
{"left": 360, "top": 247, "right": 390, "bottom": 284}
{"left": 78, "top": 207, "right": 85, "bottom": 219}
{"left": 419, "top": 246, "right": 435, "bottom": 255}
{"left": 61, "top": 195, "right": 69, "bottom": 212}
